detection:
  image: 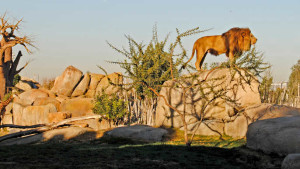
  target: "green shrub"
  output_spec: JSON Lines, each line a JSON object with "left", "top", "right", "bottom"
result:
{"left": 13, "top": 74, "right": 21, "bottom": 86}
{"left": 93, "top": 92, "right": 128, "bottom": 125}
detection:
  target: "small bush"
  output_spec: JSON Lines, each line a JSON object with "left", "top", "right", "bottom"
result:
{"left": 93, "top": 92, "right": 128, "bottom": 125}
{"left": 13, "top": 74, "right": 21, "bottom": 86}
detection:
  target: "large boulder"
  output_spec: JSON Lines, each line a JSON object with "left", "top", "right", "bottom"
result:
{"left": 155, "top": 68, "right": 261, "bottom": 137}
{"left": 106, "top": 125, "right": 168, "bottom": 142}
{"left": 71, "top": 73, "right": 90, "bottom": 97}
{"left": 85, "top": 73, "right": 105, "bottom": 98}
{"left": 244, "top": 103, "right": 300, "bottom": 122}
{"left": 95, "top": 72, "right": 123, "bottom": 95}
{"left": 246, "top": 116, "right": 300, "bottom": 155}
{"left": 282, "top": 154, "right": 300, "bottom": 169}
{"left": 59, "top": 98, "right": 94, "bottom": 117}
{"left": 33, "top": 97, "right": 61, "bottom": 111}
{"left": 51, "top": 66, "right": 83, "bottom": 96}
{"left": 13, "top": 104, "right": 57, "bottom": 125}
{"left": 14, "top": 89, "right": 49, "bottom": 106}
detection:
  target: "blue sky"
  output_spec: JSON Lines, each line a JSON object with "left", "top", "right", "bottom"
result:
{"left": 1, "top": 0, "right": 299, "bottom": 82}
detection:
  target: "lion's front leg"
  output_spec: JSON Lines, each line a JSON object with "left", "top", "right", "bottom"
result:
{"left": 229, "top": 52, "right": 235, "bottom": 67}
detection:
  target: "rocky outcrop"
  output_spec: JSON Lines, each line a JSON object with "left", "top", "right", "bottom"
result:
{"left": 51, "top": 66, "right": 83, "bottom": 96}
{"left": 33, "top": 97, "right": 61, "bottom": 111}
{"left": 71, "top": 73, "right": 90, "bottom": 97}
{"left": 14, "top": 89, "right": 49, "bottom": 106}
{"left": 59, "top": 98, "right": 94, "bottom": 117}
{"left": 106, "top": 125, "right": 168, "bottom": 142}
{"left": 13, "top": 104, "right": 57, "bottom": 125}
{"left": 96, "top": 72, "right": 123, "bottom": 95}
{"left": 85, "top": 73, "right": 105, "bottom": 98}
{"left": 246, "top": 116, "right": 300, "bottom": 155}
{"left": 155, "top": 68, "right": 261, "bottom": 138}
{"left": 48, "top": 112, "right": 72, "bottom": 123}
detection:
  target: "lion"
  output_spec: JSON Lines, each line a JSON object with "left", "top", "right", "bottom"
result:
{"left": 183, "top": 27, "right": 257, "bottom": 70}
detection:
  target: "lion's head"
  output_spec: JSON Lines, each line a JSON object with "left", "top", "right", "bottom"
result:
{"left": 222, "top": 27, "right": 257, "bottom": 57}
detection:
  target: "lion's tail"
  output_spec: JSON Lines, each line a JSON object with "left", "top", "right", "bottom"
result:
{"left": 181, "top": 44, "right": 196, "bottom": 69}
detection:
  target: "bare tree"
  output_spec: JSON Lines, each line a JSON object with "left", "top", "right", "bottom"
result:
{"left": 0, "top": 14, "right": 34, "bottom": 99}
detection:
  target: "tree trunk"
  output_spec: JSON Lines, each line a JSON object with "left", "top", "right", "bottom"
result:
{"left": 0, "top": 55, "right": 6, "bottom": 100}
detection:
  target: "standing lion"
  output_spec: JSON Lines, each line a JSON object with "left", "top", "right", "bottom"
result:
{"left": 183, "top": 27, "right": 257, "bottom": 70}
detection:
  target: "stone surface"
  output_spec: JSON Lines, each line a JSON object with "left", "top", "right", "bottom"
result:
{"left": 12, "top": 103, "right": 25, "bottom": 125}
{"left": 246, "top": 116, "right": 300, "bottom": 155}
{"left": 59, "top": 98, "right": 94, "bottom": 117}
{"left": 2, "top": 113, "right": 13, "bottom": 124}
{"left": 180, "top": 120, "right": 224, "bottom": 136}
{"left": 245, "top": 103, "right": 300, "bottom": 122}
{"left": 282, "top": 154, "right": 300, "bottom": 169}
{"left": 15, "top": 80, "right": 38, "bottom": 91}
{"left": 15, "top": 89, "right": 49, "bottom": 106}
{"left": 224, "top": 115, "right": 249, "bottom": 139}
{"left": 85, "top": 73, "right": 105, "bottom": 98}
{"left": 38, "top": 88, "right": 56, "bottom": 98}
{"left": 33, "top": 97, "right": 61, "bottom": 112}
{"left": 0, "top": 127, "right": 95, "bottom": 145}
{"left": 155, "top": 68, "right": 261, "bottom": 136}
{"left": 71, "top": 73, "right": 90, "bottom": 97}
{"left": 14, "top": 104, "right": 57, "bottom": 125}
{"left": 95, "top": 72, "right": 123, "bottom": 95}
{"left": 48, "top": 112, "right": 72, "bottom": 123}
{"left": 51, "top": 66, "right": 83, "bottom": 96}
{"left": 106, "top": 125, "right": 168, "bottom": 142}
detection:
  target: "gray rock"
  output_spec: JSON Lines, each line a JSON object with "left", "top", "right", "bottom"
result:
{"left": 246, "top": 116, "right": 300, "bottom": 155}
{"left": 106, "top": 125, "right": 168, "bottom": 142}
{"left": 282, "top": 154, "right": 300, "bottom": 169}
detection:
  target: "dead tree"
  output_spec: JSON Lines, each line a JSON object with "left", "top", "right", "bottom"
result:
{"left": 0, "top": 14, "right": 34, "bottom": 100}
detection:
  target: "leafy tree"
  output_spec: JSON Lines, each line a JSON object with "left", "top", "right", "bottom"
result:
{"left": 259, "top": 69, "right": 273, "bottom": 103}
{"left": 288, "top": 59, "right": 300, "bottom": 99}
{"left": 107, "top": 26, "right": 204, "bottom": 125}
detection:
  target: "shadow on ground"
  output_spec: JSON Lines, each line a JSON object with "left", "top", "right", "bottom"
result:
{"left": 0, "top": 141, "right": 283, "bottom": 169}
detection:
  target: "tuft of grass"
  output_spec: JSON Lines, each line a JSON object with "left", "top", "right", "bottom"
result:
{"left": 162, "top": 127, "right": 246, "bottom": 148}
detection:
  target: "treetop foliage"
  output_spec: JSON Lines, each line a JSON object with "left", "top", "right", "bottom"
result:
{"left": 107, "top": 25, "right": 204, "bottom": 99}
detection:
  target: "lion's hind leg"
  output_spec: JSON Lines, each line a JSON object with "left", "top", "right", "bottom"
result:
{"left": 195, "top": 49, "right": 208, "bottom": 71}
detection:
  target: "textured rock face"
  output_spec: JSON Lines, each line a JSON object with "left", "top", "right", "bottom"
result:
{"left": 106, "top": 125, "right": 168, "bottom": 142}
{"left": 282, "top": 154, "right": 300, "bottom": 169}
{"left": 85, "top": 73, "right": 105, "bottom": 98}
{"left": 33, "top": 97, "right": 61, "bottom": 112}
{"left": 13, "top": 104, "right": 57, "bottom": 125}
{"left": 155, "top": 68, "right": 261, "bottom": 138}
{"left": 244, "top": 103, "right": 300, "bottom": 122}
{"left": 59, "top": 98, "right": 94, "bottom": 117}
{"left": 15, "top": 89, "right": 49, "bottom": 106}
{"left": 71, "top": 73, "right": 90, "bottom": 97}
{"left": 51, "top": 66, "right": 83, "bottom": 96}
{"left": 48, "top": 112, "right": 71, "bottom": 123}
{"left": 246, "top": 116, "right": 300, "bottom": 155}
{"left": 95, "top": 72, "right": 123, "bottom": 95}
